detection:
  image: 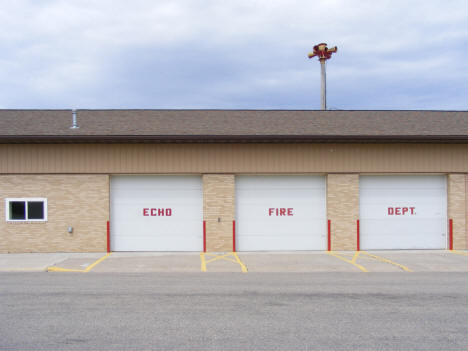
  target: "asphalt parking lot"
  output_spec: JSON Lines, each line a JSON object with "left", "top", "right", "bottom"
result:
{"left": 2, "top": 271, "right": 468, "bottom": 351}
{"left": 0, "top": 250, "right": 467, "bottom": 273}
{"left": 1, "top": 251, "right": 468, "bottom": 350}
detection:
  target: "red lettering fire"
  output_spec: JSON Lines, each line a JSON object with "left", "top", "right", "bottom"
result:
{"left": 268, "top": 208, "right": 294, "bottom": 216}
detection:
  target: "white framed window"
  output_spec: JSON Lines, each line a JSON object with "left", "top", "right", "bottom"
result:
{"left": 5, "top": 198, "right": 48, "bottom": 222}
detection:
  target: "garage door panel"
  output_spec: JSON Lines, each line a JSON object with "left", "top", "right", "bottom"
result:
{"left": 361, "top": 219, "right": 446, "bottom": 235}
{"left": 360, "top": 175, "right": 447, "bottom": 250}
{"left": 361, "top": 190, "right": 446, "bottom": 207}
{"left": 361, "top": 221, "right": 446, "bottom": 250}
{"left": 238, "top": 206, "right": 325, "bottom": 220}
{"left": 238, "top": 205, "right": 325, "bottom": 217}
{"left": 236, "top": 175, "right": 326, "bottom": 251}
{"left": 237, "top": 175, "right": 324, "bottom": 188}
{"left": 238, "top": 219, "right": 326, "bottom": 237}
{"left": 111, "top": 176, "right": 203, "bottom": 251}
{"left": 238, "top": 198, "right": 325, "bottom": 209}
{"left": 112, "top": 235, "right": 201, "bottom": 252}
{"left": 116, "top": 220, "right": 201, "bottom": 234}
{"left": 239, "top": 235, "right": 325, "bottom": 251}
{"left": 113, "top": 203, "right": 202, "bottom": 220}
{"left": 361, "top": 176, "right": 446, "bottom": 188}
{"left": 361, "top": 188, "right": 446, "bottom": 199}
{"left": 361, "top": 204, "right": 445, "bottom": 219}
{"left": 237, "top": 188, "right": 325, "bottom": 197}
{"left": 237, "top": 187, "right": 326, "bottom": 194}
{"left": 361, "top": 235, "right": 445, "bottom": 250}
{"left": 113, "top": 190, "right": 202, "bottom": 201}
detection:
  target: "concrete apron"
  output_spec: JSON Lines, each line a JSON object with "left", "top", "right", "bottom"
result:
{"left": 0, "top": 250, "right": 467, "bottom": 273}
{"left": 0, "top": 253, "right": 102, "bottom": 272}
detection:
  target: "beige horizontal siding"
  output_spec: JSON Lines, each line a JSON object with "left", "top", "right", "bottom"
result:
{"left": 1, "top": 143, "right": 468, "bottom": 174}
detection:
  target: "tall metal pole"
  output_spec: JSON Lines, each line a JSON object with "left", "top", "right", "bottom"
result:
{"left": 320, "top": 58, "right": 326, "bottom": 110}
{"left": 308, "top": 43, "right": 337, "bottom": 110}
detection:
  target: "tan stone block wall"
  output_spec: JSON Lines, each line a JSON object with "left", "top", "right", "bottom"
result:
{"left": 327, "top": 174, "right": 359, "bottom": 250}
{"left": 203, "top": 174, "right": 235, "bottom": 252}
{"left": 0, "top": 175, "right": 109, "bottom": 253}
{"left": 448, "top": 174, "right": 466, "bottom": 249}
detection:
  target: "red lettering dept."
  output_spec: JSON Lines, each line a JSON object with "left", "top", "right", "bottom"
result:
{"left": 387, "top": 207, "right": 415, "bottom": 215}
{"left": 143, "top": 208, "right": 172, "bottom": 216}
{"left": 268, "top": 208, "right": 294, "bottom": 216}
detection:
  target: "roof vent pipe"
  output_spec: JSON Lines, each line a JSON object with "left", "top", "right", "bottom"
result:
{"left": 70, "top": 109, "right": 79, "bottom": 129}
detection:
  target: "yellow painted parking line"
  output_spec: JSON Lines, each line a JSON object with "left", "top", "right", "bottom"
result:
{"left": 200, "top": 253, "right": 207, "bottom": 272}
{"left": 360, "top": 251, "right": 412, "bottom": 272}
{"left": 200, "top": 252, "right": 248, "bottom": 273}
{"left": 47, "top": 267, "right": 85, "bottom": 273}
{"left": 84, "top": 253, "right": 111, "bottom": 272}
{"left": 47, "top": 253, "right": 111, "bottom": 273}
{"left": 449, "top": 250, "right": 468, "bottom": 257}
{"left": 326, "top": 251, "right": 368, "bottom": 272}
{"left": 232, "top": 253, "right": 248, "bottom": 273}
{"left": 205, "top": 252, "right": 238, "bottom": 265}
{"left": 351, "top": 251, "right": 360, "bottom": 263}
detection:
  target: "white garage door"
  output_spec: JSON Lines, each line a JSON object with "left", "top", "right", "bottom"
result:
{"left": 236, "top": 176, "right": 327, "bottom": 251}
{"left": 360, "top": 175, "right": 447, "bottom": 250}
{"left": 110, "top": 176, "right": 203, "bottom": 251}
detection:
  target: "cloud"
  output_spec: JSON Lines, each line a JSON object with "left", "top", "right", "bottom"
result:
{"left": 0, "top": 0, "right": 467, "bottom": 109}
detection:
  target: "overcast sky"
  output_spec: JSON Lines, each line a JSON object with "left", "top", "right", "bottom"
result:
{"left": 1, "top": 0, "right": 467, "bottom": 110}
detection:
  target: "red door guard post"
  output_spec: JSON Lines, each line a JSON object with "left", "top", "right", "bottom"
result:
{"left": 327, "top": 220, "right": 331, "bottom": 251}
{"left": 356, "top": 219, "right": 360, "bottom": 251}
{"left": 107, "top": 221, "right": 111, "bottom": 253}
{"left": 449, "top": 219, "right": 453, "bottom": 250}
{"left": 233, "top": 220, "right": 236, "bottom": 252}
{"left": 203, "top": 221, "right": 206, "bottom": 252}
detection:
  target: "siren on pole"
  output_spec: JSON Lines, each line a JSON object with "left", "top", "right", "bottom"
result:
{"left": 308, "top": 43, "right": 337, "bottom": 110}
{"left": 308, "top": 43, "right": 338, "bottom": 61}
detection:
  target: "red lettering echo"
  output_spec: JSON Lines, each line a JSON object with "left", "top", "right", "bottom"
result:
{"left": 287, "top": 208, "right": 293, "bottom": 216}
{"left": 144, "top": 208, "right": 173, "bottom": 217}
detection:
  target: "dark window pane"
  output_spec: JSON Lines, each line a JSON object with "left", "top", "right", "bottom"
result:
{"left": 28, "top": 202, "right": 44, "bottom": 220}
{"left": 10, "top": 202, "right": 25, "bottom": 220}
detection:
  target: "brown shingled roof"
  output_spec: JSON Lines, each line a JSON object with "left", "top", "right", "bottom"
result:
{"left": 0, "top": 109, "right": 467, "bottom": 143}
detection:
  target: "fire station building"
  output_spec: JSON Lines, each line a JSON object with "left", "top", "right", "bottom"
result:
{"left": 0, "top": 109, "right": 467, "bottom": 253}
